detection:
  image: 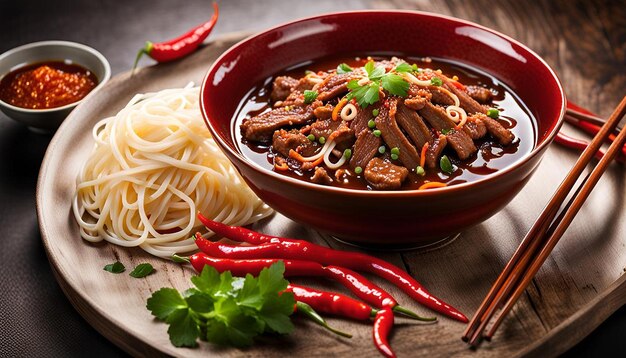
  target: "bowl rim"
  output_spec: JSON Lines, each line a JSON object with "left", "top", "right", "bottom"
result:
{"left": 200, "top": 9, "right": 566, "bottom": 197}
{"left": 0, "top": 40, "right": 112, "bottom": 113}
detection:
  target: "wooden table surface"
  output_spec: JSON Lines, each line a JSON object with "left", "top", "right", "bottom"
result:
{"left": 0, "top": 0, "right": 624, "bottom": 356}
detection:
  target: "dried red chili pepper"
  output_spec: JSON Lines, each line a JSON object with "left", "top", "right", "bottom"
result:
{"left": 187, "top": 247, "right": 431, "bottom": 321}
{"left": 133, "top": 2, "right": 219, "bottom": 70}
{"left": 288, "top": 284, "right": 376, "bottom": 321}
{"left": 373, "top": 308, "right": 396, "bottom": 358}
{"left": 196, "top": 216, "right": 468, "bottom": 322}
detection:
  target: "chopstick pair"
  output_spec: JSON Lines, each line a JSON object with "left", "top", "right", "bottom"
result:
{"left": 463, "top": 96, "right": 626, "bottom": 346}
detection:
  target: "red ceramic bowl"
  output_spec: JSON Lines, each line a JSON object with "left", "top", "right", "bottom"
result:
{"left": 200, "top": 11, "right": 565, "bottom": 246}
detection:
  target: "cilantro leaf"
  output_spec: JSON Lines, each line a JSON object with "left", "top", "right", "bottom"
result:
{"left": 191, "top": 265, "right": 221, "bottom": 295}
{"left": 336, "top": 63, "right": 353, "bottom": 74}
{"left": 303, "top": 90, "right": 318, "bottom": 104}
{"left": 366, "top": 61, "right": 386, "bottom": 81}
{"left": 210, "top": 298, "right": 263, "bottom": 347}
{"left": 382, "top": 73, "right": 410, "bottom": 97}
{"left": 147, "top": 287, "right": 188, "bottom": 320}
{"left": 364, "top": 61, "right": 375, "bottom": 77}
{"left": 347, "top": 80, "right": 380, "bottom": 108}
{"left": 103, "top": 261, "right": 125, "bottom": 274}
{"left": 258, "top": 260, "right": 289, "bottom": 296}
{"left": 394, "top": 62, "right": 414, "bottom": 73}
{"left": 129, "top": 263, "right": 154, "bottom": 278}
{"left": 259, "top": 291, "right": 296, "bottom": 334}
{"left": 166, "top": 308, "right": 200, "bottom": 347}
{"left": 431, "top": 77, "right": 443, "bottom": 86}
{"left": 185, "top": 290, "right": 214, "bottom": 313}
{"left": 237, "top": 274, "right": 264, "bottom": 310}
{"left": 147, "top": 262, "right": 296, "bottom": 350}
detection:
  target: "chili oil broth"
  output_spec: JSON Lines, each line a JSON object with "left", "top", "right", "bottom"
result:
{"left": 235, "top": 55, "right": 537, "bottom": 190}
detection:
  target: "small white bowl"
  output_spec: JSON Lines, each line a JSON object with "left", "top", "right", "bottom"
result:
{"left": 0, "top": 41, "right": 111, "bottom": 132}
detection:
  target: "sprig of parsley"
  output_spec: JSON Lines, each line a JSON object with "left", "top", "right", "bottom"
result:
{"left": 146, "top": 261, "right": 295, "bottom": 348}
{"left": 346, "top": 60, "right": 410, "bottom": 107}
{"left": 303, "top": 90, "right": 318, "bottom": 104}
{"left": 336, "top": 63, "right": 353, "bottom": 74}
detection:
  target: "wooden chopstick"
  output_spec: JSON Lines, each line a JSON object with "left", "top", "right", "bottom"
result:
{"left": 463, "top": 96, "right": 626, "bottom": 345}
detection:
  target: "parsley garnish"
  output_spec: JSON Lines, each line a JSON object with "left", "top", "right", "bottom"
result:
{"left": 336, "top": 63, "right": 353, "bottom": 74}
{"left": 394, "top": 62, "right": 414, "bottom": 73}
{"left": 130, "top": 263, "right": 154, "bottom": 278}
{"left": 303, "top": 90, "right": 318, "bottom": 104}
{"left": 430, "top": 77, "right": 443, "bottom": 86}
{"left": 346, "top": 60, "right": 410, "bottom": 107}
{"left": 146, "top": 261, "right": 295, "bottom": 348}
{"left": 104, "top": 261, "right": 125, "bottom": 274}
{"left": 347, "top": 80, "right": 379, "bottom": 107}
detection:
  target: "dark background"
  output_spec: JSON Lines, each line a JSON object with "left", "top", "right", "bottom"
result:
{"left": 0, "top": 0, "right": 624, "bottom": 356}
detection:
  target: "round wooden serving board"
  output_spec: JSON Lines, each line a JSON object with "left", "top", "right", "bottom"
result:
{"left": 37, "top": 32, "right": 626, "bottom": 357}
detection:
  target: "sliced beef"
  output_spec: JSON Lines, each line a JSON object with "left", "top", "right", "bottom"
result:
{"left": 329, "top": 121, "right": 355, "bottom": 147}
{"left": 418, "top": 102, "right": 457, "bottom": 131}
{"left": 349, "top": 130, "right": 381, "bottom": 169}
{"left": 314, "top": 72, "right": 361, "bottom": 101}
{"left": 375, "top": 99, "right": 421, "bottom": 170}
{"left": 310, "top": 118, "right": 340, "bottom": 140}
{"left": 294, "top": 75, "right": 319, "bottom": 92}
{"left": 313, "top": 105, "right": 333, "bottom": 120}
{"left": 270, "top": 76, "right": 298, "bottom": 102}
{"left": 311, "top": 167, "right": 333, "bottom": 185}
{"left": 364, "top": 157, "right": 409, "bottom": 190}
{"left": 482, "top": 116, "right": 515, "bottom": 145}
{"left": 465, "top": 85, "right": 493, "bottom": 103}
{"left": 463, "top": 115, "right": 488, "bottom": 140}
{"left": 446, "top": 129, "right": 477, "bottom": 160}
{"left": 405, "top": 85, "right": 432, "bottom": 110}
{"left": 425, "top": 135, "right": 448, "bottom": 169}
{"left": 275, "top": 90, "right": 304, "bottom": 107}
{"left": 350, "top": 103, "right": 380, "bottom": 136}
{"left": 272, "top": 129, "right": 317, "bottom": 157}
{"left": 442, "top": 79, "right": 488, "bottom": 114}
{"left": 404, "top": 97, "right": 428, "bottom": 110}
{"left": 395, "top": 102, "right": 433, "bottom": 149}
{"left": 430, "top": 88, "right": 455, "bottom": 106}
{"left": 241, "top": 101, "right": 321, "bottom": 142}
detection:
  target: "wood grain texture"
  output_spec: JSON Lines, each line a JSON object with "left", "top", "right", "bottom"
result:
{"left": 37, "top": 27, "right": 625, "bottom": 358}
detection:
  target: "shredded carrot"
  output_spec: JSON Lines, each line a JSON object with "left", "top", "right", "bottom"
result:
{"left": 288, "top": 149, "right": 324, "bottom": 167}
{"left": 418, "top": 181, "right": 447, "bottom": 190}
{"left": 289, "top": 149, "right": 307, "bottom": 162}
{"left": 274, "top": 162, "right": 289, "bottom": 171}
{"left": 309, "top": 156, "right": 324, "bottom": 167}
{"left": 332, "top": 98, "right": 348, "bottom": 121}
{"left": 420, "top": 142, "right": 429, "bottom": 168}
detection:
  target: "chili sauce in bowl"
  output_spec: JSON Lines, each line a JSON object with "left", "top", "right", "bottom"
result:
{"left": 0, "top": 41, "right": 110, "bottom": 131}
{"left": 0, "top": 61, "right": 98, "bottom": 110}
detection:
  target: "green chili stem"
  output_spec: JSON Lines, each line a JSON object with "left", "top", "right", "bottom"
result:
{"left": 296, "top": 301, "right": 352, "bottom": 338}
{"left": 392, "top": 305, "right": 437, "bottom": 322}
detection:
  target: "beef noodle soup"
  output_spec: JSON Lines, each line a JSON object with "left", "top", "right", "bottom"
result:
{"left": 235, "top": 55, "right": 536, "bottom": 191}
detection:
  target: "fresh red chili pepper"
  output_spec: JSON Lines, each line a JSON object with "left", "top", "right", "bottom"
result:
{"left": 196, "top": 216, "right": 467, "bottom": 322}
{"left": 187, "top": 246, "right": 431, "bottom": 321}
{"left": 133, "top": 2, "right": 219, "bottom": 70}
{"left": 288, "top": 284, "right": 376, "bottom": 321}
{"left": 555, "top": 132, "right": 609, "bottom": 161}
{"left": 373, "top": 308, "right": 396, "bottom": 358}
